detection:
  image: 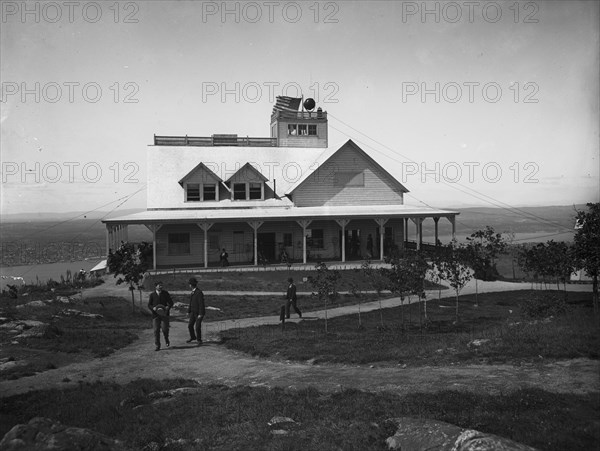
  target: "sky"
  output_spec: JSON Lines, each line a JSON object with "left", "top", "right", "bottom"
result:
{"left": 1, "top": 0, "right": 599, "bottom": 217}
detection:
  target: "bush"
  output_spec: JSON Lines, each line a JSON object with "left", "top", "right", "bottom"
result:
{"left": 521, "top": 293, "right": 570, "bottom": 319}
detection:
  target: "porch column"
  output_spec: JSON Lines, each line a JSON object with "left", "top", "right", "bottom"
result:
{"left": 197, "top": 222, "right": 214, "bottom": 268}
{"left": 145, "top": 224, "right": 162, "bottom": 270}
{"left": 122, "top": 225, "right": 129, "bottom": 242}
{"left": 448, "top": 216, "right": 456, "bottom": 241}
{"left": 374, "top": 218, "right": 388, "bottom": 260}
{"left": 335, "top": 219, "right": 350, "bottom": 263}
{"left": 247, "top": 221, "right": 264, "bottom": 266}
{"left": 105, "top": 224, "right": 111, "bottom": 257}
{"left": 411, "top": 218, "right": 423, "bottom": 251}
{"left": 296, "top": 219, "right": 312, "bottom": 264}
{"left": 404, "top": 218, "right": 409, "bottom": 242}
{"left": 434, "top": 217, "right": 440, "bottom": 246}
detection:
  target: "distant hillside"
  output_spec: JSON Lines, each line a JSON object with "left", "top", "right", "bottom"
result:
{"left": 0, "top": 209, "right": 145, "bottom": 223}
{"left": 451, "top": 205, "right": 583, "bottom": 234}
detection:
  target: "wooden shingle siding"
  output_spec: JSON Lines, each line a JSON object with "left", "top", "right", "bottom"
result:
{"left": 293, "top": 144, "right": 405, "bottom": 207}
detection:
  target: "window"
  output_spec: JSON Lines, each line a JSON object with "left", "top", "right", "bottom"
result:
{"left": 308, "top": 124, "right": 317, "bottom": 135}
{"left": 203, "top": 184, "right": 216, "bottom": 201}
{"left": 298, "top": 124, "right": 308, "bottom": 136}
{"left": 233, "top": 183, "right": 246, "bottom": 200}
{"left": 308, "top": 229, "right": 324, "bottom": 248}
{"left": 283, "top": 233, "right": 292, "bottom": 247}
{"left": 168, "top": 233, "right": 190, "bottom": 255}
{"left": 208, "top": 232, "right": 220, "bottom": 251}
{"left": 287, "top": 124, "right": 297, "bottom": 136}
{"left": 249, "top": 183, "right": 262, "bottom": 200}
{"left": 186, "top": 184, "right": 200, "bottom": 201}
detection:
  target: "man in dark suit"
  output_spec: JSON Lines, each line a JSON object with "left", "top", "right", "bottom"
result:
{"left": 286, "top": 277, "right": 302, "bottom": 319}
{"left": 186, "top": 277, "right": 205, "bottom": 345}
{"left": 148, "top": 281, "right": 173, "bottom": 351}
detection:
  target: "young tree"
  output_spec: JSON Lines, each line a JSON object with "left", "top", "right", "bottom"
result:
{"left": 107, "top": 241, "right": 153, "bottom": 312}
{"left": 544, "top": 240, "right": 575, "bottom": 292}
{"left": 361, "top": 260, "right": 389, "bottom": 327}
{"left": 573, "top": 202, "right": 600, "bottom": 312}
{"left": 436, "top": 240, "right": 472, "bottom": 323}
{"left": 308, "top": 262, "right": 340, "bottom": 333}
{"left": 464, "top": 226, "right": 507, "bottom": 305}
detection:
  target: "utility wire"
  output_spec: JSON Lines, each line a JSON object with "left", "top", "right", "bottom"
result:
{"left": 329, "top": 113, "right": 573, "bottom": 233}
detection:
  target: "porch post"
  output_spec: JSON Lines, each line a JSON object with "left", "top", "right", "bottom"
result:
{"left": 434, "top": 217, "right": 440, "bottom": 246}
{"left": 197, "top": 222, "right": 214, "bottom": 268}
{"left": 296, "top": 219, "right": 312, "bottom": 264}
{"left": 411, "top": 218, "right": 423, "bottom": 251}
{"left": 144, "top": 224, "right": 163, "bottom": 271}
{"left": 105, "top": 224, "right": 111, "bottom": 258}
{"left": 335, "top": 219, "right": 350, "bottom": 263}
{"left": 247, "top": 221, "right": 264, "bottom": 266}
{"left": 122, "top": 225, "right": 128, "bottom": 242}
{"left": 374, "top": 218, "right": 388, "bottom": 260}
{"left": 448, "top": 216, "right": 456, "bottom": 241}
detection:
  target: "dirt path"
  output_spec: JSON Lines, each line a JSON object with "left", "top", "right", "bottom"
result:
{"left": 1, "top": 281, "right": 597, "bottom": 398}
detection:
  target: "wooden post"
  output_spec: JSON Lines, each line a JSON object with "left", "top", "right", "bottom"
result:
{"left": 335, "top": 219, "right": 350, "bottom": 263}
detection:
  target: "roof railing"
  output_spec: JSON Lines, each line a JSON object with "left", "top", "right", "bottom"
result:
{"left": 153, "top": 135, "right": 278, "bottom": 147}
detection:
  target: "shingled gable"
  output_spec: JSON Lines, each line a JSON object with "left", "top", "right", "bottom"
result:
{"left": 178, "top": 162, "right": 223, "bottom": 186}
{"left": 285, "top": 139, "right": 409, "bottom": 197}
{"left": 225, "top": 162, "right": 269, "bottom": 183}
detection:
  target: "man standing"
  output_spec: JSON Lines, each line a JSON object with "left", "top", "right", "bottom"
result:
{"left": 286, "top": 277, "right": 302, "bottom": 319}
{"left": 186, "top": 277, "right": 205, "bottom": 345}
{"left": 148, "top": 281, "right": 173, "bottom": 351}
{"left": 219, "top": 248, "right": 229, "bottom": 267}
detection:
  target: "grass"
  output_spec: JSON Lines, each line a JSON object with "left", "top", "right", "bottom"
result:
{"left": 145, "top": 267, "right": 446, "bottom": 293}
{"left": 0, "top": 295, "right": 150, "bottom": 380}
{"left": 171, "top": 292, "right": 395, "bottom": 321}
{"left": 0, "top": 380, "right": 597, "bottom": 451}
{"left": 219, "top": 291, "right": 600, "bottom": 366}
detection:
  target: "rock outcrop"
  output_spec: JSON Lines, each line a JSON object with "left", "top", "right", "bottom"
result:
{"left": 385, "top": 417, "right": 538, "bottom": 451}
{"left": 0, "top": 417, "right": 130, "bottom": 450}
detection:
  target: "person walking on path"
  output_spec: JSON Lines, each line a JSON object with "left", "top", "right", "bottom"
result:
{"left": 285, "top": 277, "right": 302, "bottom": 319}
{"left": 186, "top": 277, "right": 205, "bottom": 345}
{"left": 148, "top": 281, "right": 173, "bottom": 351}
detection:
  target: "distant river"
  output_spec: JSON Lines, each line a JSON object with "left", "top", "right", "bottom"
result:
{"left": 1, "top": 259, "right": 104, "bottom": 286}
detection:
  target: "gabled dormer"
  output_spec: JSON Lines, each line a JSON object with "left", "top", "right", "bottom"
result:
{"left": 178, "top": 162, "right": 222, "bottom": 202}
{"left": 226, "top": 163, "right": 268, "bottom": 201}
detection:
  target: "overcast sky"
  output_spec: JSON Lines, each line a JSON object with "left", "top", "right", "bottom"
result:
{"left": 1, "top": 0, "right": 598, "bottom": 216}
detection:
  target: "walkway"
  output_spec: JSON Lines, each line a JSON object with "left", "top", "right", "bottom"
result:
{"left": 0, "top": 280, "right": 596, "bottom": 398}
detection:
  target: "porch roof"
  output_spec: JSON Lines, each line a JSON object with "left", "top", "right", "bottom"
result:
{"left": 102, "top": 204, "right": 459, "bottom": 225}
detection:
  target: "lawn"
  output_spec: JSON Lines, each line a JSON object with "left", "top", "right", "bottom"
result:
{"left": 144, "top": 266, "right": 445, "bottom": 293}
{"left": 171, "top": 292, "right": 394, "bottom": 321}
{"left": 219, "top": 290, "right": 600, "bottom": 366}
{"left": 0, "top": 294, "right": 150, "bottom": 380}
{"left": 0, "top": 380, "right": 597, "bottom": 451}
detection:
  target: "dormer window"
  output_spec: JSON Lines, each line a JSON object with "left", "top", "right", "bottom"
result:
{"left": 231, "top": 182, "right": 264, "bottom": 201}
{"left": 233, "top": 183, "right": 246, "bottom": 200}
{"left": 179, "top": 162, "right": 222, "bottom": 203}
{"left": 203, "top": 184, "right": 216, "bottom": 201}
{"left": 249, "top": 183, "right": 262, "bottom": 199}
{"left": 186, "top": 183, "right": 200, "bottom": 201}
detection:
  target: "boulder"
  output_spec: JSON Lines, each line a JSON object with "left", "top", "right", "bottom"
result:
{"left": 15, "top": 301, "right": 49, "bottom": 309}
{"left": 56, "top": 309, "right": 103, "bottom": 319}
{"left": 0, "top": 417, "right": 130, "bottom": 450}
{"left": 385, "top": 417, "right": 538, "bottom": 451}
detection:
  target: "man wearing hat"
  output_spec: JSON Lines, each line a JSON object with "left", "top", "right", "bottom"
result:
{"left": 148, "top": 281, "right": 173, "bottom": 351}
{"left": 187, "top": 277, "right": 205, "bottom": 345}
{"left": 285, "top": 277, "right": 302, "bottom": 319}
